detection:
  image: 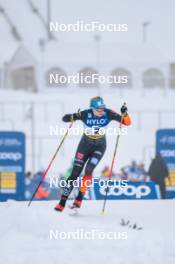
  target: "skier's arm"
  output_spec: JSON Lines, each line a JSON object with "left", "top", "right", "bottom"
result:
{"left": 109, "top": 105, "right": 131, "bottom": 126}
{"left": 62, "top": 110, "right": 84, "bottom": 122}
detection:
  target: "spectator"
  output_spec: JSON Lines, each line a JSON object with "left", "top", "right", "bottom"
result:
{"left": 120, "top": 167, "right": 128, "bottom": 180}
{"left": 148, "top": 153, "right": 169, "bottom": 199}
{"left": 26, "top": 171, "right": 33, "bottom": 180}
{"left": 25, "top": 171, "right": 34, "bottom": 186}
{"left": 100, "top": 166, "right": 117, "bottom": 179}
{"left": 137, "top": 163, "right": 149, "bottom": 182}
{"left": 101, "top": 166, "right": 110, "bottom": 179}
{"left": 32, "top": 171, "right": 49, "bottom": 200}
{"left": 121, "top": 160, "right": 142, "bottom": 182}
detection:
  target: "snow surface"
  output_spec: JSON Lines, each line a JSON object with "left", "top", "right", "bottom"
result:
{"left": 0, "top": 200, "right": 175, "bottom": 264}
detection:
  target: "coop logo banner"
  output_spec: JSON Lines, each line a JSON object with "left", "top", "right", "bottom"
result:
{"left": 0, "top": 152, "right": 22, "bottom": 161}
{"left": 94, "top": 181, "right": 159, "bottom": 200}
{"left": 0, "top": 132, "right": 25, "bottom": 201}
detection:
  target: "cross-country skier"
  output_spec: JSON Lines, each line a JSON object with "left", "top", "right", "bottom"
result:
{"left": 54, "top": 97, "right": 131, "bottom": 212}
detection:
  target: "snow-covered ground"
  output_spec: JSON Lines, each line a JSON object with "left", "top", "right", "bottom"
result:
{"left": 0, "top": 200, "right": 175, "bottom": 264}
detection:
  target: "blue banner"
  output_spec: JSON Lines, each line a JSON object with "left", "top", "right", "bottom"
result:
{"left": 93, "top": 180, "right": 160, "bottom": 200}
{"left": 0, "top": 132, "right": 25, "bottom": 201}
{"left": 156, "top": 129, "right": 175, "bottom": 186}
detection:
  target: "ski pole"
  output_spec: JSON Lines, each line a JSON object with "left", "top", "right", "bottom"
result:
{"left": 101, "top": 104, "right": 125, "bottom": 215}
{"left": 28, "top": 120, "right": 74, "bottom": 207}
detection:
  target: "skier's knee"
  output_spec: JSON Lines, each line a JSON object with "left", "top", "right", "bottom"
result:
{"left": 85, "top": 156, "right": 100, "bottom": 175}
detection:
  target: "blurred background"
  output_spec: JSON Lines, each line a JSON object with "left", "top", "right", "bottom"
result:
{"left": 0, "top": 0, "right": 175, "bottom": 201}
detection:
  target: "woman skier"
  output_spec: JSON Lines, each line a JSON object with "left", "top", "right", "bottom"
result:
{"left": 55, "top": 96, "right": 131, "bottom": 212}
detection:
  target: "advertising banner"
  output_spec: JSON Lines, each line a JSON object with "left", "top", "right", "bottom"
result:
{"left": 93, "top": 180, "right": 159, "bottom": 200}
{"left": 156, "top": 129, "right": 175, "bottom": 186}
{"left": 0, "top": 132, "right": 25, "bottom": 201}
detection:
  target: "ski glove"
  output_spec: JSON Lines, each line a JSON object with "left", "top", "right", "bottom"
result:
{"left": 62, "top": 114, "right": 74, "bottom": 122}
{"left": 62, "top": 110, "right": 81, "bottom": 122}
{"left": 120, "top": 104, "right": 128, "bottom": 115}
